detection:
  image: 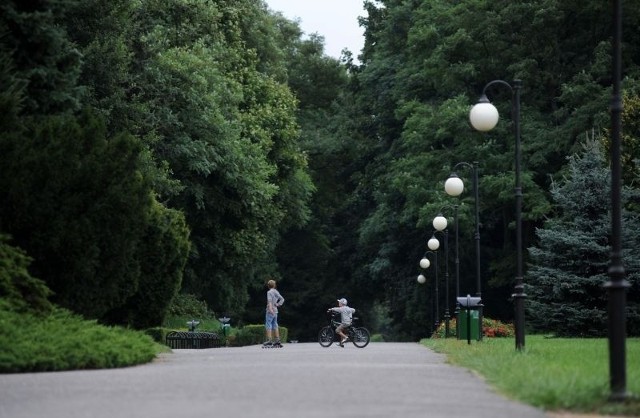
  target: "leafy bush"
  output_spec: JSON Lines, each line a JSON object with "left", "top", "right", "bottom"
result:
{"left": 431, "top": 318, "right": 458, "bottom": 338}
{"left": 431, "top": 317, "right": 514, "bottom": 338}
{"left": 166, "top": 294, "right": 212, "bottom": 319}
{"left": 482, "top": 318, "right": 515, "bottom": 337}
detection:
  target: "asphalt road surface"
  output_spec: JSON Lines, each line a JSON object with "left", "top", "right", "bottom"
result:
{"left": 0, "top": 342, "right": 550, "bottom": 418}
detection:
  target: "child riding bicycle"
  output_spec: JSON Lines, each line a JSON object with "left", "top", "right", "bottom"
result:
{"left": 327, "top": 298, "right": 356, "bottom": 347}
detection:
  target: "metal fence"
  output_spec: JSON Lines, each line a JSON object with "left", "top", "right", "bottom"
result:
{"left": 165, "top": 331, "right": 222, "bottom": 349}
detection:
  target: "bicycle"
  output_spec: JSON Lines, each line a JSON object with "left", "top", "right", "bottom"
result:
{"left": 318, "top": 311, "right": 370, "bottom": 348}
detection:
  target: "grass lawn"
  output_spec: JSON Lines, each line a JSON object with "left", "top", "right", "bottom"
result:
{"left": 422, "top": 335, "right": 640, "bottom": 416}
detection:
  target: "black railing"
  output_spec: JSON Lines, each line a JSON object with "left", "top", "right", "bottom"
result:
{"left": 165, "top": 331, "right": 222, "bottom": 349}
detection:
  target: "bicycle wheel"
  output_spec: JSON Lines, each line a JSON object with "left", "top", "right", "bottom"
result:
{"left": 318, "top": 326, "right": 335, "bottom": 347}
{"left": 352, "top": 327, "right": 370, "bottom": 348}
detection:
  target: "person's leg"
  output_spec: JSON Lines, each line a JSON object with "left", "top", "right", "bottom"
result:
{"left": 265, "top": 312, "right": 274, "bottom": 343}
{"left": 273, "top": 314, "right": 280, "bottom": 342}
{"left": 336, "top": 324, "right": 348, "bottom": 343}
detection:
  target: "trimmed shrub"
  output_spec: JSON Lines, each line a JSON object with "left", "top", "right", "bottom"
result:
{"left": 482, "top": 317, "right": 515, "bottom": 337}
{"left": 234, "top": 324, "right": 288, "bottom": 346}
{"left": 0, "top": 307, "right": 159, "bottom": 373}
{"left": 431, "top": 317, "right": 514, "bottom": 338}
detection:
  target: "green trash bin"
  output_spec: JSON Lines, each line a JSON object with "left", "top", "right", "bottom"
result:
{"left": 457, "top": 295, "right": 482, "bottom": 343}
{"left": 458, "top": 310, "right": 480, "bottom": 341}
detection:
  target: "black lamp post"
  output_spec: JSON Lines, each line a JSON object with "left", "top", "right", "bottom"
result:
{"left": 442, "top": 203, "right": 460, "bottom": 336}
{"left": 444, "top": 162, "right": 482, "bottom": 340}
{"left": 419, "top": 245, "right": 440, "bottom": 331}
{"left": 432, "top": 215, "right": 451, "bottom": 338}
{"left": 607, "top": 0, "right": 629, "bottom": 401}
{"left": 469, "top": 79, "right": 524, "bottom": 350}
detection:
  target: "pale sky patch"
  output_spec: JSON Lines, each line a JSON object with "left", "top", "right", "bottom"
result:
{"left": 264, "top": 0, "right": 366, "bottom": 62}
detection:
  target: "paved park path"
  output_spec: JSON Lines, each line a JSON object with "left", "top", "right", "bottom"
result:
{"left": 0, "top": 342, "right": 551, "bottom": 418}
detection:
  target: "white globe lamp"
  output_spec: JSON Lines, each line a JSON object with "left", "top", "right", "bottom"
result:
{"left": 433, "top": 214, "right": 447, "bottom": 231}
{"left": 419, "top": 257, "right": 430, "bottom": 269}
{"left": 445, "top": 175, "right": 464, "bottom": 197}
{"left": 469, "top": 100, "right": 499, "bottom": 132}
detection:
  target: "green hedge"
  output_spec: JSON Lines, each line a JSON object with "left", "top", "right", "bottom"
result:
{"left": 234, "top": 324, "right": 288, "bottom": 346}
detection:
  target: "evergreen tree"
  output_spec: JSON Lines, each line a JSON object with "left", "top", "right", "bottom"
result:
{"left": 0, "top": 235, "right": 53, "bottom": 315}
{"left": 0, "top": 110, "right": 155, "bottom": 318}
{"left": 0, "top": 0, "right": 83, "bottom": 115}
{"left": 527, "top": 140, "right": 640, "bottom": 336}
{"left": 103, "top": 202, "right": 191, "bottom": 329}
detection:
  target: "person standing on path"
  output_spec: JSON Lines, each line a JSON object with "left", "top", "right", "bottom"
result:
{"left": 263, "top": 279, "right": 285, "bottom": 347}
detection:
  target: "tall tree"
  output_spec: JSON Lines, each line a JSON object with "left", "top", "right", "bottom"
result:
{"left": 527, "top": 140, "right": 640, "bottom": 336}
{"left": 0, "top": 109, "right": 157, "bottom": 318}
{"left": 111, "top": 0, "right": 314, "bottom": 315}
{"left": 0, "top": 0, "right": 83, "bottom": 115}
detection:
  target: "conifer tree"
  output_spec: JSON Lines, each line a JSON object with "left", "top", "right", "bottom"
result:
{"left": 527, "top": 140, "right": 640, "bottom": 336}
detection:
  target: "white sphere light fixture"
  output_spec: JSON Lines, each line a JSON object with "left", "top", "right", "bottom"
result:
{"left": 428, "top": 237, "right": 440, "bottom": 251}
{"left": 469, "top": 99, "right": 499, "bottom": 132}
{"left": 417, "top": 274, "right": 426, "bottom": 284}
{"left": 419, "top": 257, "right": 430, "bottom": 269}
{"left": 433, "top": 214, "right": 447, "bottom": 231}
{"left": 444, "top": 175, "right": 464, "bottom": 197}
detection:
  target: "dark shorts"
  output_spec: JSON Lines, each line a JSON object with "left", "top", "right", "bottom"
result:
{"left": 336, "top": 323, "right": 350, "bottom": 333}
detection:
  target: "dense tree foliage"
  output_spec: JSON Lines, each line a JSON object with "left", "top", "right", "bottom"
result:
{"left": 0, "top": 0, "right": 313, "bottom": 328}
{"left": 331, "top": 0, "right": 640, "bottom": 339}
{"left": 1, "top": 0, "right": 639, "bottom": 341}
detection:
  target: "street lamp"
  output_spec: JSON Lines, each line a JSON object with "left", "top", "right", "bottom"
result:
{"left": 418, "top": 250, "right": 438, "bottom": 333}
{"left": 427, "top": 238, "right": 440, "bottom": 331}
{"left": 419, "top": 243, "right": 440, "bottom": 331}
{"left": 432, "top": 216, "right": 451, "bottom": 338}
{"left": 469, "top": 79, "right": 525, "bottom": 350}
{"left": 606, "top": 0, "right": 629, "bottom": 400}
{"left": 418, "top": 257, "right": 429, "bottom": 284}
{"left": 445, "top": 162, "right": 482, "bottom": 340}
